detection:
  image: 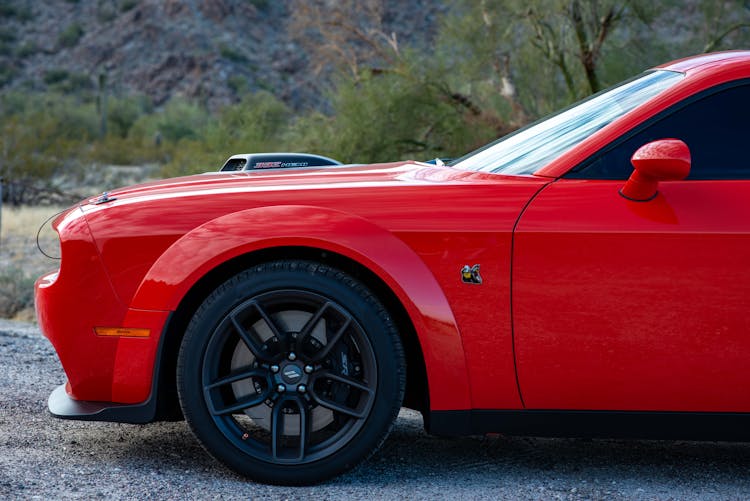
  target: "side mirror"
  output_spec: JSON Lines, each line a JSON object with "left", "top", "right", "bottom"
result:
{"left": 619, "top": 139, "right": 691, "bottom": 201}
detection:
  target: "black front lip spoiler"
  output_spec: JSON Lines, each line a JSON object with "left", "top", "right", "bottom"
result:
{"left": 48, "top": 384, "right": 158, "bottom": 424}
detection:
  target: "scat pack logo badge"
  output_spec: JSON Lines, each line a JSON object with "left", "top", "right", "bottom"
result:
{"left": 461, "top": 264, "right": 482, "bottom": 284}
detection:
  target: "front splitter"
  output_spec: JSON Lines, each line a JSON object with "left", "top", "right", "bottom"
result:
{"left": 47, "top": 383, "right": 158, "bottom": 424}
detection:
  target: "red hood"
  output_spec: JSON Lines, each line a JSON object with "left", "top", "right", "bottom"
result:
{"left": 75, "top": 158, "right": 551, "bottom": 309}
{"left": 88, "top": 161, "right": 496, "bottom": 204}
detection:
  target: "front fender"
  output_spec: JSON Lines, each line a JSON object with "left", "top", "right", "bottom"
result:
{"left": 131, "top": 205, "right": 470, "bottom": 411}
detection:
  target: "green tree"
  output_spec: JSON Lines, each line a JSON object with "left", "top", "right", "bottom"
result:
{"left": 0, "top": 94, "right": 98, "bottom": 203}
{"left": 160, "top": 92, "right": 292, "bottom": 177}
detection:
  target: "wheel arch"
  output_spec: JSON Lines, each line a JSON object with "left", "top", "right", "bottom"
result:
{"left": 154, "top": 246, "right": 431, "bottom": 421}
{"left": 139, "top": 206, "right": 470, "bottom": 420}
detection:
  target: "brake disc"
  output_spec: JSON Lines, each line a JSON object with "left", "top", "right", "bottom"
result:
{"left": 230, "top": 310, "right": 334, "bottom": 434}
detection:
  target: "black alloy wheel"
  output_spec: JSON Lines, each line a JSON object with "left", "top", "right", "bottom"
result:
{"left": 177, "top": 260, "right": 406, "bottom": 485}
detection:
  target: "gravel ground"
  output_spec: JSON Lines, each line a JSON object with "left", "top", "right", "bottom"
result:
{"left": 2, "top": 319, "right": 750, "bottom": 500}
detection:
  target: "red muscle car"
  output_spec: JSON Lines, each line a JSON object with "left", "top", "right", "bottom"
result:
{"left": 35, "top": 51, "right": 750, "bottom": 485}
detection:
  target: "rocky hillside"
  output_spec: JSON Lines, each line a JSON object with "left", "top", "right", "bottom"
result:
{"left": 0, "top": 0, "right": 445, "bottom": 110}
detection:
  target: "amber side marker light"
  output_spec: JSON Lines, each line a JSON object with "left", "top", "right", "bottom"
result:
{"left": 94, "top": 327, "right": 151, "bottom": 338}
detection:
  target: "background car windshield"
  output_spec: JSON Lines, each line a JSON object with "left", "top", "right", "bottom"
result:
{"left": 450, "top": 70, "right": 684, "bottom": 175}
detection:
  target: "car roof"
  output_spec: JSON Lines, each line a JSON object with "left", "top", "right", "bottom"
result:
{"left": 656, "top": 50, "right": 750, "bottom": 73}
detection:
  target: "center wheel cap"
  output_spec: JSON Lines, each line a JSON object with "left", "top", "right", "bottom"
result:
{"left": 280, "top": 364, "right": 304, "bottom": 384}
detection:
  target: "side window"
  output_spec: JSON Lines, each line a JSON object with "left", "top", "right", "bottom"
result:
{"left": 568, "top": 83, "right": 750, "bottom": 180}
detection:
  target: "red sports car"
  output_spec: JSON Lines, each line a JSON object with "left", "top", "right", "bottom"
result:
{"left": 36, "top": 51, "right": 750, "bottom": 485}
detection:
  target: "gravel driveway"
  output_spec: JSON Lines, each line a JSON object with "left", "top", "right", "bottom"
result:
{"left": 2, "top": 319, "right": 750, "bottom": 500}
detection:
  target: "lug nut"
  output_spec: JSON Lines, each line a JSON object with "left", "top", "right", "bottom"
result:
{"left": 288, "top": 352, "right": 297, "bottom": 361}
{"left": 276, "top": 384, "right": 286, "bottom": 393}
{"left": 297, "top": 384, "right": 307, "bottom": 394}
{"left": 270, "top": 365, "right": 280, "bottom": 373}
{"left": 304, "top": 365, "right": 313, "bottom": 374}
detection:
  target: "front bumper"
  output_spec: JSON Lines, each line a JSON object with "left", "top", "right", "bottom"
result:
{"left": 35, "top": 207, "right": 171, "bottom": 409}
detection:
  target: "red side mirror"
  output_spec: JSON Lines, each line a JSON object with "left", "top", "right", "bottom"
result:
{"left": 620, "top": 139, "right": 691, "bottom": 201}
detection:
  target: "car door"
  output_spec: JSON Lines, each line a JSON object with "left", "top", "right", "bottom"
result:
{"left": 512, "top": 82, "right": 750, "bottom": 412}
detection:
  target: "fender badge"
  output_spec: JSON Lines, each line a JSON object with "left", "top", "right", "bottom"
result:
{"left": 461, "top": 264, "right": 482, "bottom": 285}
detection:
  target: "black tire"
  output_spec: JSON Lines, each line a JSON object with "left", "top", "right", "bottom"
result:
{"left": 177, "top": 260, "right": 406, "bottom": 485}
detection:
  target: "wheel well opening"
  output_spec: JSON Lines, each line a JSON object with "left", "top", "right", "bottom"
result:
{"left": 154, "top": 246, "right": 429, "bottom": 421}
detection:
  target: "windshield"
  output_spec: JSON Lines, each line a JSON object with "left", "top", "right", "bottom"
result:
{"left": 450, "top": 70, "right": 684, "bottom": 175}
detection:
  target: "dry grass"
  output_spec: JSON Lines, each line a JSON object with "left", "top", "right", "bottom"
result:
{"left": 1, "top": 205, "right": 67, "bottom": 239}
{"left": 0, "top": 204, "right": 67, "bottom": 321}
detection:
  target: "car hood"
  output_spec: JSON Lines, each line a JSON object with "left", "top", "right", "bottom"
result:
{"left": 74, "top": 159, "right": 551, "bottom": 308}
{"left": 85, "top": 161, "right": 506, "bottom": 205}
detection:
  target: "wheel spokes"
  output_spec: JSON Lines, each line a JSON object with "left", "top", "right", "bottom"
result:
{"left": 204, "top": 367, "right": 267, "bottom": 391}
{"left": 251, "top": 301, "right": 289, "bottom": 353}
{"left": 310, "top": 393, "right": 367, "bottom": 419}
{"left": 298, "top": 400, "right": 310, "bottom": 461}
{"left": 271, "top": 399, "right": 283, "bottom": 460}
{"left": 309, "top": 371, "right": 374, "bottom": 419}
{"left": 207, "top": 390, "right": 269, "bottom": 416}
{"left": 310, "top": 316, "right": 351, "bottom": 362}
{"left": 271, "top": 398, "right": 310, "bottom": 462}
{"left": 230, "top": 313, "right": 267, "bottom": 359}
{"left": 317, "top": 371, "right": 373, "bottom": 394}
{"left": 296, "top": 301, "right": 331, "bottom": 348}
{"left": 202, "top": 287, "right": 380, "bottom": 466}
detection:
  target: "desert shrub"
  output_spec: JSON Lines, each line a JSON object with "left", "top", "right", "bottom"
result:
{"left": 87, "top": 135, "right": 165, "bottom": 166}
{"left": 38, "top": 95, "right": 99, "bottom": 141}
{"left": 15, "top": 42, "right": 38, "bottom": 58}
{"left": 0, "top": 92, "right": 28, "bottom": 118}
{"left": 145, "top": 99, "right": 211, "bottom": 143}
{"left": 0, "top": 94, "right": 98, "bottom": 200}
{"left": 211, "top": 91, "right": 290, "bottom": 149}
{"left": 219, "top": 44, "right": 247, "bottom": 63}
{"left": 97, "top": 2, "right": 117, "bottom": 22}
{"left": 247, "top": 0, "right": 269, "bottom": 10}
{"left": 0, "top": 268, "right": 35, "bottom": 319}
{"left": 107, "top": 95, "right": 152, "bottom": 138}
{"left": 121, "top": 0, "right": 139, "bottom": 12}
{"left": 0, "top": 205, "right": 61, "bottom": 315}
{"left": 0, "top": 28, "right": 15, "bottom": 43}
{"left": 0, "top": 3, "right": 32, "bottom": 21}
{"left": 43, "top": 69, "right": 70, "bottom": 85}
{"left": 43, "top": 71, "right": 94, "bottom": 94}
{"left": 161, "top": 91, "right": 291, "bottom": 176}
{"left": 0, "top": 62, "right": 17, "bottom": 86}
{"left": 65, "top": 73, "right": 94, "bottom": 93}
{"left": 160, "top": 145, "right": 225, "bottom": 178}
{"left": 227, "top": 75, "right": 249, "bottom": 95}
{"left": 58, "top": 23, "right": 84, "bottom": 48}
{"left": 87, "top": 136, "right": 140, "bottom": 165}
{"left": 0, "top": 30, "right": 14, "bottom": 55}
{"left": 291, "top": 71, "right": 489, "bottom": 164}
